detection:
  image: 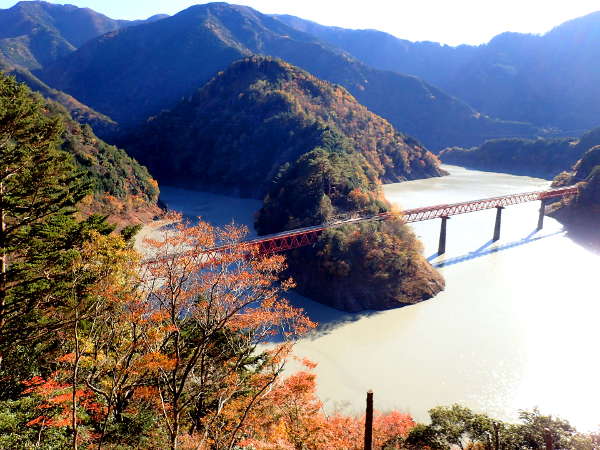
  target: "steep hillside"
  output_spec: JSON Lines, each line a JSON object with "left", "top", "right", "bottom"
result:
{"left": 549, "top": 146, "right": 600, "bottom": 251}
{"left": 0, "top": 1, "right": 166, "bottom": 69}
{"left": 39, "top": 2, "right": 537, "bottom": 150}
{"left": 277, "top": 12, "right": 600, "bottom": 133}
{"left": 0, "top": 73, "right": 160, "bottom": 226}
{"left": 52, "top": 102, "right": 161, "bottom": 226}
{"left": 0, "top": 56, "right": 117, "bottom": 135}
{"left": 123, "top": 57, "right": 445, "bottom": 196}
{"left": 439, "top": 127, "right": 600, "bottom": 178}
{"left": 125, "top": 57, "right": 445, "bottom": 311}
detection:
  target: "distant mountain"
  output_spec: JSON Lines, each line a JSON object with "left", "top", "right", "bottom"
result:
{"left": 276, "top": 12, "right": 600, "bottom": 133}
{"left": 123, "top": 56, "right": 445, "bottom": 197}
{"left": 273, "top": 14, "right": 478, "bottom": 89}
{"left": 0, "top": 1, "right": 167, "bottom": 69}
{"left": 439, "top": 127, "right": 600, "bottom": 179}
{"left": 38, "top": 2, "right": 537, "bottom": 150}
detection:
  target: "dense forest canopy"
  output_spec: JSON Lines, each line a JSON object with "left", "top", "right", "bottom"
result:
{"left": 124, "top": 56, "right": 444, "bottom": 197}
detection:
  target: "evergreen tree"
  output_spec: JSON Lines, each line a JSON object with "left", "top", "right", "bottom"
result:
{"left": 0, "top": 74, "right": 100, "bottom": 369}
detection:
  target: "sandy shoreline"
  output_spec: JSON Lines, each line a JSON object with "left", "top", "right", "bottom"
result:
{"left": 134, "top": 185, "right": 263, "bottom": 255}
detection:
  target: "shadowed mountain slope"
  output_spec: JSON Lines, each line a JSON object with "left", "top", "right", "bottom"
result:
{"left": 123, "top": 56, "right": 445, "bottom": 197}
{"left": 0, "top": 1, "right": 167, "bottom": 69}
{"left": 277, "top": 12, "right": 600, "bottom": 133}
{"left": 39, "top": 2, "right": 537, "bottom": 150}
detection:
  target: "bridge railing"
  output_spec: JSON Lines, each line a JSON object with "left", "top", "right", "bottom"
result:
{"left": 144, "top": 186, "right": 579, "bottom": 260}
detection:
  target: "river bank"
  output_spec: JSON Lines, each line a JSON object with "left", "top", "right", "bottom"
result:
{"left": 136, "top": 166, "right": 600, "bottom": 431}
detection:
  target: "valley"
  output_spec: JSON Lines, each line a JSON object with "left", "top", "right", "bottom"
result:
{"left": 1, "top": 1, "right": 599, "bottom": 448}
{"left": 138, "top": 165, "right": 600, "bottom": 431}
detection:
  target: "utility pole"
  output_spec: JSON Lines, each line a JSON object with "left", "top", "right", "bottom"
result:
{"left": 364, "top": 390, "right": 373, "bottom": 450}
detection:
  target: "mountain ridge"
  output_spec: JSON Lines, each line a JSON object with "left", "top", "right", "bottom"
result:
{"left": 276, "top": 11, "right": 600, "bottom": 133}
{"left": 0, "top": 1, "right": 167, "bottom": 69}
{"left": 37, "top": 1, "right": 539, "bottom": 150}
{"left": 122, "top": 56, "right": 446, "bottom": 197}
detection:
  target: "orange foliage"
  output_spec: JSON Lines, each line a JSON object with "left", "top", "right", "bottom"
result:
{"left": 239, "top": 367, "right": 415, "bottom": 449}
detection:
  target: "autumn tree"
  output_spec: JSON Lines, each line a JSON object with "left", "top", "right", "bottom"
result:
{"left": 18, "top": 230, "right": 142, "bottom": 449}
{"left": 240, "top": 362, "right": 415, "bottom": 450}
{"left": 135, "top": 215, "right": 315, "bottom": 449}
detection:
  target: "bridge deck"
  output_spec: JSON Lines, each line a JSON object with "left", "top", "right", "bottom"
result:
{"left": 243, "top": 186, "right": 578, "bottom": 254}
{"left": 146, "top": 186, "right": 579, "bottom": 258}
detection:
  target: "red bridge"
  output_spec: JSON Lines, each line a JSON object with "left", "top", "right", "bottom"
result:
{"left": 242, "top": 186, "right": 578, "bottom": 255}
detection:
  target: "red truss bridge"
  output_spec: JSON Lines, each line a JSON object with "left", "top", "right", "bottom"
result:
{"left": 240, "top": 186, "right": 579, "bottom": 255}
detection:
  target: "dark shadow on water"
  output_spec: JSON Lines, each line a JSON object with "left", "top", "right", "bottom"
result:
{"left": 426, "top": 252, "right": 439, "bottom": 261}
{"left": 472, "top": 239, "right": 494, "bottom": 254}
{"left": 427, "top": 239, "right": 495, "bottom": 262}
{"left": 432, "top": 229, "right": 565, "bottom": 269}
{"left": 266, "top": 291, "right": 384, "bottom": 343}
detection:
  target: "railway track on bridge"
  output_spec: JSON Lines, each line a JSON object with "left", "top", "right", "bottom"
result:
{"left": 241, "top": 186, "right": 579, "bottom": 254}
{"left": 145, "top": 186, "right": 579, "bottom": 259}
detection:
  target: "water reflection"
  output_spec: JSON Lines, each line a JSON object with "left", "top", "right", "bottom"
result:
{"left": 432, "top": 230, "right": 566, "bottom": 268}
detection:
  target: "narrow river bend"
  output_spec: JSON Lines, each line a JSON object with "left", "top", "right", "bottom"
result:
{"left": 155, "top": 165, "right": 600, "bottom": 430}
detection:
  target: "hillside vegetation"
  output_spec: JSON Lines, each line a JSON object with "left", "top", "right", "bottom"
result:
{"left": 54, "top": 103, "right": 160, "bottom": 225}
{"left": 126, "top": 56, "right": 445, "bottom": 311}
{"left": 0, "top": 54, "right": 117, "bottom": 134}
{"left": 124, "top": 57, "right": 444, "bottom": 195}
{"left": 1, "top": 73, "right": 160, "bottom": 225}
{"left": 439, "top": 127, "right": 600, "bottom": 179}
{"left": 38, "top": 2, "right": 537, "bottom": 150}
{"left": 550, "top": 146, "right": 600, "bottom": 250}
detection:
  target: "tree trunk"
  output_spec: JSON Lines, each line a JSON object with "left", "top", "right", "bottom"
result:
{"left": 170, "top": 410, "right": 179, "bottom": 450}
{"left": 72, "top": 312, "right": 80, "bottom": 450}
{"left": 0, "top": 179, "right": 6, "bottom": 344}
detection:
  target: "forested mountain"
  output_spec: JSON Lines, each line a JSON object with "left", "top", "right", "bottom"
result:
{"left": 273, "top": 14, "right": 478, "bottom": 90}
{"left": 0, "top": 1, "right": 166, "bottom": 69}
{"left": 125, "top": 56, "right": 444, "bottom": 310}
{"left": 0, "top": 73, "right": 160, "bottom": 225}
{"left": 53, "top": 102, "right": 160, "bottom": 226}
{"left": 439, "top": 127, "right": 600, "bottom": 179}
{"left": 550, "top": 146, "right": 600, "bottom": 250}
{"left": 38, "top": 2, "right": 536, "bottom": 150}
{"left": 124, "top": 56, "right": 444, "bottom": 195}
{"left": 0, "top": 55, "right": 117, "bottom": 135}
{"left": 277, "top": 12, "right": 600, "bottom": 133}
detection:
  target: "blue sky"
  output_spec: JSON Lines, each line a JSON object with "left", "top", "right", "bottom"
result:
{"left": 2, "top": 0, "right": 599, "bottom": 45}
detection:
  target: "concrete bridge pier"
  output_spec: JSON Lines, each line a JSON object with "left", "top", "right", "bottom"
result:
{"left": 438, "top": 216, "right": 450, "bottom": 255}
{"left": 493, "top": 206, "right": 504, "bottom": 241}
{"left": 537, "top": 199, "right": 547, "bottom": 230}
